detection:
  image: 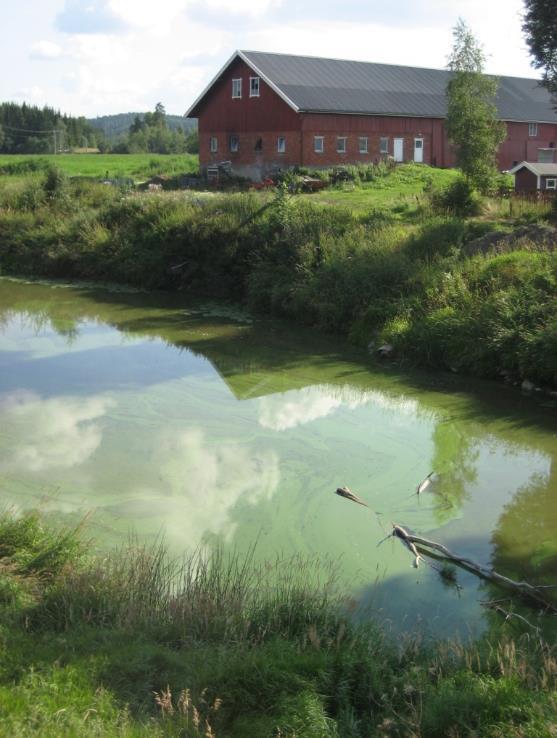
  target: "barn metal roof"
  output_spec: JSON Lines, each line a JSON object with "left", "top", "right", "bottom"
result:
{"left": 185, "top": 50, "right": 557, "bottom": 123}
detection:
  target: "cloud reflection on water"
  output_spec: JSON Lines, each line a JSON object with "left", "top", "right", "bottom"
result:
{"left": 0, "top": 389, "right": 114, "bottom": 472}
{"left": 154, "top": 428, "right": 280, "bottom": 545}
{"left": 257, "top": 384, "right": 422, "bottom": 431}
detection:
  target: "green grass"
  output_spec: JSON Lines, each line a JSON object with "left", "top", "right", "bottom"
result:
{"left": 1, "top": 510, "right": 557, "bottom": 737}
{"left": 0, "top": 153, "right": 199, "bottom": 180}
{"left": 303, "top": 163, "right": 460, "bottom": 213}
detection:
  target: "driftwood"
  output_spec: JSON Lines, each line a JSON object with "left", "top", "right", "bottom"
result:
{"left": 335, "top": 486, "right": 370, "bottom": 508}
{"left": 481, "top": 600, "right": 541, "bottom": 632}
{"left": 334, "top": 485, "right": 557, "bottom": 614}
{"left": 392, "top": 524, "right": 422, "bottom": 568}
{"left": 416, "top": 472, "right": 434, "bottom": 495}
{"left": 391, "top": 524, "right": 557, "bottom": 614}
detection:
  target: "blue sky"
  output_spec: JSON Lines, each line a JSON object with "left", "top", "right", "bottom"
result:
{"left": 0, "top": 0, "right": 538, "bottom": 117}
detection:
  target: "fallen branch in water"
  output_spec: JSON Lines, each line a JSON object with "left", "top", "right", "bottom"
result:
{"left": 392, "top": 524, "right": 422, "bottom": 568}
{"left": 334, "top": 486, "right": 557, "bottom": 613}
{"left": 481, "top": 600, "right": 541, "bottom": 633}
{"left": 395, "top": 527, "right": 557, "bottom": 613}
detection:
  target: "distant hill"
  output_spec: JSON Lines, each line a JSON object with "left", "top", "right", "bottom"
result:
{"left": 88, "top": 113, "right": 197, "bottom": 141}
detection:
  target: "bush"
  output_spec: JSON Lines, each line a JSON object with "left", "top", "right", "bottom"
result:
{"left": 43, "top": 165, "right": 68, "bottom": 201}
{"left": 430, "top": 177, "right": 483, "bottom": 217}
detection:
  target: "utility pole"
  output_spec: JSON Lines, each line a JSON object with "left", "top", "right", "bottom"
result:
{"left": 53, "top": 130, "right": 57, "bottom": 154}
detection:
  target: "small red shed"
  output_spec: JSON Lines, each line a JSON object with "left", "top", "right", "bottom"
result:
{"left": 509, "top": 161, "right": 557, "bottom": 192}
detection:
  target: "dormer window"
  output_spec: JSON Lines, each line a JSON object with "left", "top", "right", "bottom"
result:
{"left": 232, "top": 79, "right": 242, "bottom": 98}
{"left": 529, "top": 122, "right": 538, "bottom": 137}
{"left": 249, "top": 77, "right": 260, "bottom": 97}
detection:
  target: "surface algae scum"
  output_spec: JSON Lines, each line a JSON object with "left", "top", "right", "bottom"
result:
{"left": 1, "top": 277, "right": 556, "bottom": 638}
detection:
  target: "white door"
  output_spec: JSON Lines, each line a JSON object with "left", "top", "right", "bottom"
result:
{"left": 414, "top": 138, "right": 424, "bottom": 163}
{"left": 393, "top": 138, "right": 404, "bottom": 162}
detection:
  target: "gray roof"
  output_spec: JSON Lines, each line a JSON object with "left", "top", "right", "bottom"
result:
{"left": 509, "top": 161, "right": 557, "bottom": 176}
{"left": 187, "top": 50, "right": 557, "bottom": 122}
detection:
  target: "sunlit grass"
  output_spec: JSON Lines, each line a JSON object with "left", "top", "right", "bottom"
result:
{"left": 0, "top": 153, "right": 199, "bottom": 180}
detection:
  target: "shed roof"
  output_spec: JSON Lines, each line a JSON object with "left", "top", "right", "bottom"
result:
{"left": 186, "top": 50, "right": 557, "bottom": 123}
{"left": 508, "top": 161, "right": 557, "bottom": 176}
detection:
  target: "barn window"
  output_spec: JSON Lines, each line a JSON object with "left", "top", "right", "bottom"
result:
{"left": 254, "top": 137, "right": 263, "bottom": 151}
{"left": 249, "top": 77, "right": 260, "bottom": 97}
{"left": 546, "top": 178, "right": 557, "bottom": 189}
{"left": 277, "top": 136, "right": 286, "bottom": 153}
{"left": 232, "top": 79, "right": 242, "bottom": 98}
{"left": 210, "top": 137, "right": 218, "bottom": 153}
{"left": 379, "top": 137, "right": 389, "bottom": 154}
{"left": 229, "top": 135, "right": 239, "bottom": 152}
{"left": 337, "top": 137, "right": 347, "bottom": 153}
{"left": 359, "top": 137, "right": 368, "bottom": 154}
{"left": 538, "top": 149, "right": 554, "bottom": 163}
{"left": 529, "top": 122, "right": 538, "bottom": 136}
{"left": 314, "top": 136, "right": 324, "bottom": 153}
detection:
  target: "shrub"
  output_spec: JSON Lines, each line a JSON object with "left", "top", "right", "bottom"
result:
{"left": 43, "top": 165, "right": 68, "bottom": 201}
{"left": 430, "top": 177, "right": 483, "bottom": 217}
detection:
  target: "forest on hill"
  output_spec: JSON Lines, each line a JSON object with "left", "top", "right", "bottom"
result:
{"left": 0, "top": 102, "right": 102, "bottom": 154}
{"left": 0, "top": 102, "right": 198, "bottom": 155}
{"left": 88, "top": 111, "right": 197, "bottom": 140}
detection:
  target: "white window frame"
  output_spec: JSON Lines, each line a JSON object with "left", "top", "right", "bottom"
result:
{"left": 209, "top": 136, "right": 218, "bottom": 153}
{"left": 546, "top": 178, "right": 557, "bottom": 190}
{"left": 528, "top": 122, "right": 538, "bottom": 137}
{"left": 232, "top": 78, "right": 242, "bottom": 99}
{"left": 314, "top": 136, "right": 324, "bottom": 153}
{"left": 379, "top": 137, "right": 389, "bottom": 155}
{"left": 249, "top": 77, "right": 260, "bottom": 97}
{"left": 358, "top": 136, "right": 368, "bottom": 154}
{"left": 229, "top": 135, "right": 239, "bottom": 153}
{"left": 337, "top": 136, "right": 347, "bottom": 154}
{"left": 277, "top": 136, "right": 286, "bottom": 153}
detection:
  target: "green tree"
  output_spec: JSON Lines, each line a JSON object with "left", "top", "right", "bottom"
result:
{"left": 445, "top": 19, "right": 506, "bottom": 193}
{"left": 523, "top": 0, "right": 557, "bottom": 102}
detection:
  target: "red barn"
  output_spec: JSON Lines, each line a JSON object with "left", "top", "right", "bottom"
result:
{"left": 185, "top": 50, "right": 557, "bottom": 181}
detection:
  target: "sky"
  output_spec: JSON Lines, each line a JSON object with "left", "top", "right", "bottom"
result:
{"left": 0, "top": 0, "right": 539, "bottom": 118}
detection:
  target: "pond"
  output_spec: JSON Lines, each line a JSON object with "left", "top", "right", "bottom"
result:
{"left": 1, "top": 277, "right": 556, "bottom": 639}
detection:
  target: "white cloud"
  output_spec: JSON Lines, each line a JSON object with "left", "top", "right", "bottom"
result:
{"left": 258, "top": 385, "right": 421, "bottom": 432}
{"left": 0, "top": 390, "right": 114, "bottom": 472}
{"left": 30, "top": 40, "right": 64, "bottom": 59}
{"left": 0, "top": 0, "right": 537, "bottom": 116}
{"left": 154, "top": 428, "right": 280, "bottom": 546}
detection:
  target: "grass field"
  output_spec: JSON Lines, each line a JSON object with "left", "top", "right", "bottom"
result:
{"left": 0, "top": 153, "right": 199, "bottom": 180}
{"left": 308, "top": 163, "right": 460, "bottom": 213}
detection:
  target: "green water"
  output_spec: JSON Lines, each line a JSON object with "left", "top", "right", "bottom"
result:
{"left": 1, "top": 277, "right": 556, "bottom": 638}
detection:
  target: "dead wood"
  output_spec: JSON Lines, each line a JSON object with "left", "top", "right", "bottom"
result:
{"left": 334, "top": 486, "right": 557, "bottom": 613}
{"left": 335, "top": 486, "right": 369, "bottom": 508}
{"left": 398, "top": 528, "right": 557, "bottom": 613}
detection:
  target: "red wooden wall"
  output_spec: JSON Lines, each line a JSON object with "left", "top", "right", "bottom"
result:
{"left": 193, "top": 56, "right": 557, "bottom": 177}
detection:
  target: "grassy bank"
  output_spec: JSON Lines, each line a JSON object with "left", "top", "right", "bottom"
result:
{"left": 1, "top": 509, "right": 556, "bottom": 737}
{"left": 0, "top": 164, "right": 556, "bottom": 387}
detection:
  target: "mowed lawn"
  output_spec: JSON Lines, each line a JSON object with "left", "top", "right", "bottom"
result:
{"left": 0, "top": 153, "right": 199, "bottom": 180}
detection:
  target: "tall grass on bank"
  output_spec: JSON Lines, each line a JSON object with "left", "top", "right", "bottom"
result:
{"left": 0, "top": 167, "right": 556, "bottom": 387}
{"left": 1, "top": 510, "right": 557, "bottom": 737}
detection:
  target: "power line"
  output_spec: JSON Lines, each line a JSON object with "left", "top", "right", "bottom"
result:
{"left": 1, "top": 124, "right": 61, "bottom": 134}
